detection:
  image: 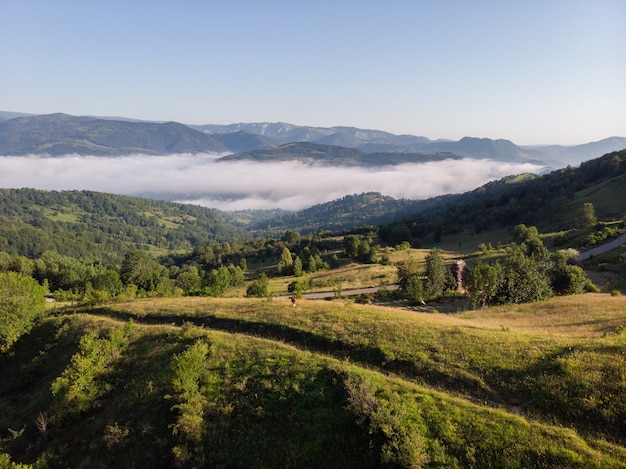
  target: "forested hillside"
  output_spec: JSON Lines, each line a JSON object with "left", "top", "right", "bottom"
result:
{"left": 384, "top": 149, "right": 626, "bottom": 245}
{"left": 218, "top": 141, "right": 461, "bottom": 166}
{"left": 0, "top": 189, "right": 246, "bottom": 264}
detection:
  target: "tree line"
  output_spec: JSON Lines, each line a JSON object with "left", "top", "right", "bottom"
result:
{"left": 395, "top": 224, "right": 592, "bottom": 307}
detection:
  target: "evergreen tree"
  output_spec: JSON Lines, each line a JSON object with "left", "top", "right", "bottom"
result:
{"left": 277, "top": 247, "right": 294, "bottom": 275}
{"left": 293, "top": 256, "right": 303, "bottom": 277}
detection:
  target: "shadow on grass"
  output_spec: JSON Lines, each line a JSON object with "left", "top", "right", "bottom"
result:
{"left": 86, "top": 307, "right": 497, "bottom": 403}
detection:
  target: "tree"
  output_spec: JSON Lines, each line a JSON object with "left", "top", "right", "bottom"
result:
{"left": 467, "top": 261, "right": 502, "bottom": 308}
{"left": 246, "top": 273, "right": 269, "bottom": 298}
{"left": 577, "top": 202, "right": 597, "bottom": 228}
{"left": 0, "top": 272, "right": 46, "bottom": 350}
{"left": 277, "top": 247, "right": 294, "bottom": 275}
{"left": 120, "top": 251, "right": 168, "bottom": 293}
{"left": 306, "top": 255, "right": 317, "bottom": 273}
{"left": 405, "top": 275, "right": 424, "bottom": 305}
{"left": 396, "top": 256, "right": 421, "bottom": 290}
{"left": 176, "top": 267, "right": 202, "bottom": 295}
{"left": 514, "top": 224, "right": 546, "bottom": 258}
{"left": 205, "top": 266, "right": 232, "bottom": 297}
{"left": 423, "top": 248, "right": 447, "bottom": 300}
{"left": 343, "top": 235, "right": 360, "bottom": 259}
{"left": 91, "top": 268, "right": 123, "bottom": 297}
{"left": 549, "top": 252, "right": 588, "bottom": 295}
{"left": 282, "top": 230, "right": 301, "bottom": 245}
{"left": 496, "top": 249, "right": 552, "bottom": 304}
{"left": 293, "top": 256, "right": 303, "bottom": 277}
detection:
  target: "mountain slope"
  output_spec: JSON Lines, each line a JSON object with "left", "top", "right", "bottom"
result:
{"left": 218, "top": 141, "right": 461, "bottom": 166}
{"left": 0, "top": 113, "right": 228, "bottom": 155}
{"left": 0, "top": 188, "right": 246, "bottom": 264}
{"left": 523, "top": 137, "right": 626, "bottom": 166}
{"left": 1, "top": 297, "right": 625, "bottom": 467}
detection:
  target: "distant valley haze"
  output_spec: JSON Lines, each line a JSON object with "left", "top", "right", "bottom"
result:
{"left": 0, "top": 111, "right": 624, "bottom": 212}
{"left": 0, "top": 152, "right": 545, "bottom": 211}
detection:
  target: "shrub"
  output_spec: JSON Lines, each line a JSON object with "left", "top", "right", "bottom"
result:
{"left": 0, "top": 272, "right": 46, "bottom": 350}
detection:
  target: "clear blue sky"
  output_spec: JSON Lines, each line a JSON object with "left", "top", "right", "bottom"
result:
{"left": 1, "top": 0, "right": 624, "bottom": 144}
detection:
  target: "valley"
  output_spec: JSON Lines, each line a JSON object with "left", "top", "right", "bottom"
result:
{"left": 0, "top": 112, "right": 625, "bottom": 467}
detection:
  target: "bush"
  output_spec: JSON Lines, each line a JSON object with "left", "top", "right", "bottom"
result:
{"left": 0, "top": 272, "right": 46, "bottom": 350}
{"left": 246, "top": 273, "right": 269, "bottom": 298}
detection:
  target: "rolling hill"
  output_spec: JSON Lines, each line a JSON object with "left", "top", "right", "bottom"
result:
{"left": 1, "top": 296, "right": 625, "bottom": 467}
{"left": 0, "top": 188, "right": 247, "bottom": 264}
{"left": 217, "top": 141, "right": 462, "bottom": 166}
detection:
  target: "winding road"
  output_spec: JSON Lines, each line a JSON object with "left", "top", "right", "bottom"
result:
{"left": 576, "top": 231, "right": 626, "bottom": 261}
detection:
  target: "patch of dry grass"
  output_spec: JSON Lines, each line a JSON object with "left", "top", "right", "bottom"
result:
{"left": 456, "top": 293, "right": 626, "bottom": 336}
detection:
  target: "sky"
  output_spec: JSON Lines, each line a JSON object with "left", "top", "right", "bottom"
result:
{"left": 1, "top": 0, "right": 625, "bottom": 145}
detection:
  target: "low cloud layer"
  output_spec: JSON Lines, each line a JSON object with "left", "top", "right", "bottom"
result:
{"left": 0, "top": 154, "right": 545, "bottom": 211}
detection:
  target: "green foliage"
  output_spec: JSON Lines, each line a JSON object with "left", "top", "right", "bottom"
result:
{"left": 277, "top": 247, "right": 293, "bottom": 275}
{"left": 549, "top": 253, "right": 588, "bottom": 296}
{"left": 170, "top": 340, "right": 209, "bottom": 402}
{"left": 381, "top": 149, "right": 626, "bottom": 242}
{"left": 468, "top": 261, "right": 502, "bottom": 308}
{"left": 205, "top": 264, "right": 245, "bottom": 297}
{"left": 343, "top": 234, "right": 378, "bottom": 263}
{"left": 175, "top": 267, "right": 202, "bottom": 295}
{"left": 246, "top": 273, "right": 269, "bottom": 298}
{"left": 396, "top": 256, "right": 421, "bottom": 290}
{"left": 423, "top": 248, "right": 447, "bottom": 300}
{"left": 120, "top": 250, "right": 169, "bottom": 294}
{"left": 293, "top": 256, "right": 303, "bottom": 277}
{"left": 0, "top": 188, "right": 245, "bottom": 264}
{"left": 405, "top": 275, "right": 424, "bottom": 305}
{"left": 469, "top": 244, "right": 555, "bottom": 307}
{"left": 585, "top": 225, "right": 620, "bottom": 246}
{"left": 0, "top": 453, "right": 32, "bottom": 468}
{"left": 577, "top": 202, "right": 597, "bottom": 228}
{"left": 51, "top": 327, "right": 129, "bottom": 413}
{"left": 0, "top": 272, "right": 46, "bottom": 350}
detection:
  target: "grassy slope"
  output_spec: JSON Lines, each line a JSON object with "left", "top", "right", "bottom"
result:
{"left": 1, "top": 295, "right": 625, "bottom": 468}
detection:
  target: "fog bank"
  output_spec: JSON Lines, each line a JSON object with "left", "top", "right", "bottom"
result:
{"left": 0, "top": 154, "right": 545, "bottom": 211}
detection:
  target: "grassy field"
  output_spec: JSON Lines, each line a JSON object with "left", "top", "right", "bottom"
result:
{"left": 2, "top": 293, "right": 625, "bottom": 468}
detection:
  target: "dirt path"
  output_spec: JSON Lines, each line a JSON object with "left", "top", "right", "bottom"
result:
{"left": 576, "top": 232, "right": 626, "bottom": 261}
{"left": 276, "top": 284, "right": 399, "bottom": 300}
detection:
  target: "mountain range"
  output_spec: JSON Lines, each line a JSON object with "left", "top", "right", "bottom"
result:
{"left": 1, "top": 112, "right": 624, "bottom": 167}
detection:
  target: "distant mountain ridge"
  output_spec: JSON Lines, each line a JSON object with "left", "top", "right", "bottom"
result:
{"left": 1, "top": 112, "right": 624, "bottom": 167}
{"left": 192, "top": 122, "right": 626, "bottom": 167}
{"left": 0, "top": 113, "right": 228, "bottom": 156}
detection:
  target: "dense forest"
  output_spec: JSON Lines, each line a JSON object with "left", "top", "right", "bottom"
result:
{"left": 0, "top": 189, "right": 247, "bottom": 264}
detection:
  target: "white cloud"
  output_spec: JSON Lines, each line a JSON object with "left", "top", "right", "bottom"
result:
{"left": 0, "top": 154, "right": 545, "bottom": 211}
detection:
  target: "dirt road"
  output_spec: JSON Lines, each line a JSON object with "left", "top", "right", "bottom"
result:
{"left": 576, "top": 232, "right": 626, "bottom": 261}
